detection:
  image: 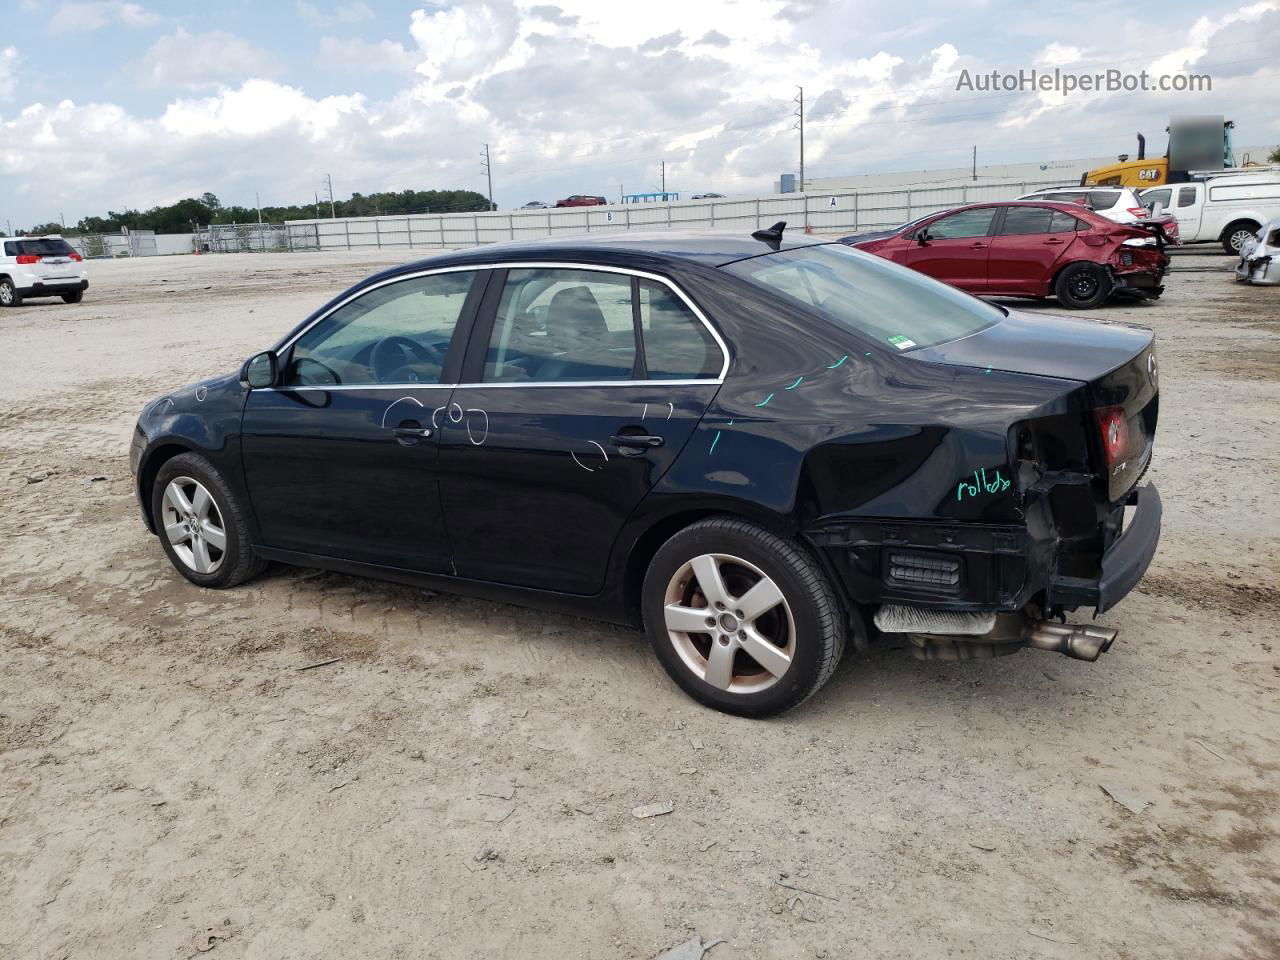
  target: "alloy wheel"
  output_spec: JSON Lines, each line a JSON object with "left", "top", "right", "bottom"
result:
{"left": 663, "top": 552, "right": 796, "bottom": 694}
{"left": 0, "top": 283, "right": 12, "bottom": 305}
{"left": 1229, "top": 229, "right": 1253, "bottom": 253}
{"left": 160, "top": 476, "right": 227, "bottom": 575}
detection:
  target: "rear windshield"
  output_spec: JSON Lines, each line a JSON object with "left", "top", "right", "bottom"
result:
{"left": 5, "top": 239, "right": 76, "bottom": 257}
{"left": 723, "top": 244, "right": 1001, "bottom": 351}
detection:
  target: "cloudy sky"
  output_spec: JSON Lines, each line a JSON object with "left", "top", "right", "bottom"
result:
{"left": 1, "top": 0, "right": 1277, "bottom": 227}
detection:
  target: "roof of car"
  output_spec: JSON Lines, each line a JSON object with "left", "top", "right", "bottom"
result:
{"left": 383, "top": 229, "right": 831, "bottom": 272}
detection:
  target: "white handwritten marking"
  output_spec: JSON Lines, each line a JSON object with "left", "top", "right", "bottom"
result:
{"left": 588, "top": 440, "right": 609, "bottom": 461}
{"left": 570, "top": 451, "right": 595, "bottom": 472}
{"left": 465, "top": 408, "right": 489, "bottom": 446}
{"left": 380, "top": 396, "right": 424, "bottom": 429}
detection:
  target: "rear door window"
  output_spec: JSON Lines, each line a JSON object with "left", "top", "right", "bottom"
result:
{"left": 1049, "top": 210, "right": 1084, "bottom": 232}
{"left": 636, "top": 279, "right": 721, "bottom": 380}
{"left": 1177, "top": 186, "right": 1198, "bottom": 207}
{"left": 483, "top": 268, "right": 637, "bottom": 383}
{"left": 999, "top": 206, "right": 1054, "bottom": 235}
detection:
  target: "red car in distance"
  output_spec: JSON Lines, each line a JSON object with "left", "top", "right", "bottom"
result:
{"left": 555, "top": 195, "right": 608, "bottom": 207}
{"left": 842, "top": 201, "right": 1170, "bottom": 309}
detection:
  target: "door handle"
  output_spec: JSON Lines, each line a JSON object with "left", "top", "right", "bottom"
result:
{"left": 969, "top": 242, "right": 988, "bottom": 249}
{"left": 610, "top": 433, "right": 664, "bottom": 449}
{"left": 1044, "top": 238, "right": 1065, "bottom": 245}
{"left": 394, "top": 426, "right": 432, "bottom": 438}
{"left": 391, "top": 419, "right": 432, "bottom": 444}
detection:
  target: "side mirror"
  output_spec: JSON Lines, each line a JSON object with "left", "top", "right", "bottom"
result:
{"left": 242, "top": 351, "right": 278, "bottom": 389}
{"left": 915, "top": 229, "right": 930, "bottom": 246}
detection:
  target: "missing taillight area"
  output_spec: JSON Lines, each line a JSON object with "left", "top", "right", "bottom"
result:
{"left": 1095, "top": 405, "right": 1131, "bottom": 467}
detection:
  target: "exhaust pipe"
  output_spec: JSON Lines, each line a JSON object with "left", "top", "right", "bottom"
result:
{"left": 1136, "top": 132, "right": 1146, "bottom": 161}
{"left": 1022, "top": 621, "right": 1117, "bottom": 662}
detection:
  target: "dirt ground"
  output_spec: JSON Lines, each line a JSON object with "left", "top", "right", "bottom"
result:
{"left": 1, "top": 246, "right": 1277, "bottom": 960}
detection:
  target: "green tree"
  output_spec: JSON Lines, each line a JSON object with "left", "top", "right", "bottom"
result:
{"left": 1269, "top": 146, "right": 1280, "bottom": 164}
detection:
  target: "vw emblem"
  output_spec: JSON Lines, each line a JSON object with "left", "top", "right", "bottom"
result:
{"left": 1147, "top": 353, "right": 1157, "bottom": 384}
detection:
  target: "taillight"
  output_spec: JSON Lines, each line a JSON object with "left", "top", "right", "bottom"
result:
{"left": 15, "top": 254, "right": 40, "bottom": 264}
{"left": 1128, "top": 207, "right": 1149, "bottom": 218}
{"left": 69, "top": 252, "right": 83, "bottom": 262}
{"left": 1095, "top": 406, "right": 1131, "bottom": 467}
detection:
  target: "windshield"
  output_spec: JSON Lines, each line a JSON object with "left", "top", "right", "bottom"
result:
{"left": 722, "top": 243, "right": 1001, "bottom": 350}
{"left": 8, "top": 239, "right": 75, "bottom": 257}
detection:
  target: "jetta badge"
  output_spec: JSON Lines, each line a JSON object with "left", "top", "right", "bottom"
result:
{"left": 1147, "top": 352, "right": 1157, "bottom": 384}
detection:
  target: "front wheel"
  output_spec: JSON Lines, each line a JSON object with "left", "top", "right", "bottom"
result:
{"left": 641, "top": 518, "right": 845, "bottom": 717}
{"left": 0, "top": 278, "right": 21, "bottom": 307}
{"left": 1054, "top": 262, "right": 1111, "bottom": 310}
{"left": 151, "top": 452, "right": 266, "bottom": 588}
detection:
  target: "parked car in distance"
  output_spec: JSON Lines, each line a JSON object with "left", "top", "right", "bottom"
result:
{"left": 521, "top": 201, "right": 549, "bottom": 209}
{"left": 0, "top": 235, "right": 89, "bottom": 307}
{"left": 1235, "top": 217, "right": 1280, "bottom": 285}
{"left": 1139, "top": 170, "right": 1280, "bottom": 254}
{"left": 1018, "top": 185, "right": 1180, "bottom": 244}
{"left": 692, "top": 193, "right": 726, "bottom": 199}
{"left": 131, "top": 226, "right": 1162, "bottom": 716}
{"left": 842, "top": 201, "right": 1169, "bottom": 309}
{"left": 555, "top": 195, "right": 608, "bottom": 207}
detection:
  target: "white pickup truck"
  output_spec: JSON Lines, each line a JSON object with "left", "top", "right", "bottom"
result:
{"left": 1140, "top": 171, "right": 1280, "bottom": 255}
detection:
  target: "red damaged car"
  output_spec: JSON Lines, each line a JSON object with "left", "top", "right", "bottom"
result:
{"left": 841, "top": 201, "right": 1170, "bottom": 309}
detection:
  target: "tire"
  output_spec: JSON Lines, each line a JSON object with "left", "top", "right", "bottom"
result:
{"left": 1221, "top": 221, "right": 1259, "bottom": 256}
{"left": 61, "top": 290, "right": 83, "bottom": 304}
{"left": 641, "top": 517, "right": 845, "bottom": 717}
{"left": 0, "top": 278, "right": 22, "bottom": 307}
{"left": 1054, "top": 262, "right": 1111, "bottom": 310}
{"left": 151, "top": 452, "right": 266, "bottom": 589}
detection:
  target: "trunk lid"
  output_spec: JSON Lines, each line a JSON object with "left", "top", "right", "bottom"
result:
{"left": 910, "top": 309, "right": 1158, "bottom": 503}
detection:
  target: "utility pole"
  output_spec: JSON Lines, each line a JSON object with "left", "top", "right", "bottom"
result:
{"left": 661, "top": 161, "right": 666, "bottom": 194}
{"left": 794, "top": 86, "right": 805, "bottom": 194}
{"left": 481, "top": 144, "right": 494, "bottom": 211}
{"left": 315, "top": 192, "right": 321, "bottom": 219}
{"left": 255, "top": 192, "right": 262, "bottom": 225}
{"left": 324, "top": 174, "right": 336, "bottom": 218}
{"left": 972, "top": 145, "right": 977, "bottom": 181}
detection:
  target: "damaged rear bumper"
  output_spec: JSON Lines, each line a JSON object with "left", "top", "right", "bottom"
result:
{"left": 1047, "top": 484, "right": 1161, "bottom": 614}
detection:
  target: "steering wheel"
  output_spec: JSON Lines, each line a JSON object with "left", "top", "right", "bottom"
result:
{"left": 369, "top": 336, "right": 443, "bottom": 383}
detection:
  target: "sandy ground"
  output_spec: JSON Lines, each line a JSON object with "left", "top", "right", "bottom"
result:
{"left": 1, "top": 247, "right": 1278, "bottom": 960}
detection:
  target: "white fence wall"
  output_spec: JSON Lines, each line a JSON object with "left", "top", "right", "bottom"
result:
{"left": 284, "top": 178, "right": 1068, "bottom": 253}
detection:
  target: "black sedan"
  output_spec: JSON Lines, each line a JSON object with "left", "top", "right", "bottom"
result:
{"left": 131, "top": 225, "right": 1161, "bottom": 716}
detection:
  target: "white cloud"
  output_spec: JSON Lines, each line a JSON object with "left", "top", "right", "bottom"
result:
{"left": 127, "top": 28, "right": 276, "bottom": 91}
{"left": 49, "top": 1, "right": 158, "bottom": 34}
{"left": 0, "top": 47, "right": 20, "bottom": 101}
{"left": 1, "top": 0, "right": 1277, "bottom": 227}
{"left": 296, "top": 1, "right": 374, "bottom": 27}
{"left": 319, "top": 36, "right": 418, "bottom": 74}
{"left": 1035, "top": 42, "right": 1085, "bottom": 67}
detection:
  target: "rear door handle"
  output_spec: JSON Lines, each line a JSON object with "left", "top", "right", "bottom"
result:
{"left": 969, "top": 242, "right": 988, "bottom": 249}
{"left": 610, "top": 433, "right": 664, "bottom": 449}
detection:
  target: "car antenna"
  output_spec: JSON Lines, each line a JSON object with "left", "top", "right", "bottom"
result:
{"left": 751, "top": 221, "right": 787, "bottom": 250}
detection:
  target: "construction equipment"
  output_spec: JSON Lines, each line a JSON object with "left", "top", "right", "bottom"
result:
{"left": 1083, "top": 116, "right": 1234, "bottom": 188}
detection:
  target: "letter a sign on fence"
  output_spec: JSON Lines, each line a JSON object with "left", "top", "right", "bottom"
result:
{"left": 829, "top": 196, "right": 838, "bottom": 208}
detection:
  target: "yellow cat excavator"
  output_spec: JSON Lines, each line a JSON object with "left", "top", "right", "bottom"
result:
{"left": 1083, "top": 116, "right": 1234, "bottom": 187}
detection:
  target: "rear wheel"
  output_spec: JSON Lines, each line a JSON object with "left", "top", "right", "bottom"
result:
{"left": 61, "top": 290, "right": 83, "bottom": 304}
{"left": 642, "top": 517, "right": 845, "bottom": 717}
{"left": 1221, "top": 221, "right": 1259, "bottom": 256}
{"left": 1054, "top": 262, "right": 1111, "bottom": 310}
{"left": 0, "top": 279, "right": 21, "bottom": 307}
{"left": 151, "top": 452, "right": 266, "bottom": 589}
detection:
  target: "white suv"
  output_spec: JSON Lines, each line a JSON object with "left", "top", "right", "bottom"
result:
{"left": 1015, "top": 186, "right": 1150, "bottom": 225}
{"left": 0, "top": 235, "right": 89, "bottom": 307}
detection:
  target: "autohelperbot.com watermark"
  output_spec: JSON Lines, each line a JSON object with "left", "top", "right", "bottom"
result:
{"left": 956, "top": 67, "right": 1211, "bottom": 96}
